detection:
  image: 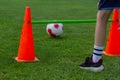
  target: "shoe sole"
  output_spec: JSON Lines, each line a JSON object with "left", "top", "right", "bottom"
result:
{"left": 80, "top": 65, "right": 104, "bottom": 72}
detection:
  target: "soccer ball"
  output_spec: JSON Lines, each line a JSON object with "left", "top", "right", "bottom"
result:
{"left": 46, "top": 23, "right": 64, "bottom": 37}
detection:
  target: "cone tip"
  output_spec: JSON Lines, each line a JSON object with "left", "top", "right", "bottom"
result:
{"left": 26, "top": 6, "right": 30, "bottom": 9}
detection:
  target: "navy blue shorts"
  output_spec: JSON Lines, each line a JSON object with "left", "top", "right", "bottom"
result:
{"left": 98, "top": 0, "right": 120, "bottom": 10}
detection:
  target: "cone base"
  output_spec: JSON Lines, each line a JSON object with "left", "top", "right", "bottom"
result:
{"left": 14, "top": 57, "right": 39, "bottom": 62}
{"left": 103, "top": 51, "right": 120, "bottom": 56}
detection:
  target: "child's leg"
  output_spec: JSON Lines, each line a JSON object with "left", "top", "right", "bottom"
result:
{"left": 92, "top": 10, "right": 113, "bottom": 63}
{"left": 80, "top": 10, "right": 113, "bottom": 72}
{"left": 95, "top": 10, "right": 113, "bottom": 46}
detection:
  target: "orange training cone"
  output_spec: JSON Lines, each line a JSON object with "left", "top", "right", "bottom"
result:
{"left": 15, "top": 6, "right": 39, "bottom": 62}
{"left": 103, "top": 8, "right": 120, "bottom": 56}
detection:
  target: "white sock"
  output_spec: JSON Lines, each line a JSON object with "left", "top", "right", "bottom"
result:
{"left": 92, "top": 45, "right": 104, "bottom": 63}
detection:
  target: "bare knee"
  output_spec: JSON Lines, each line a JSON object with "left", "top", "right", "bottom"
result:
{"left": 96, "top": 10, "right": 113, "bottom": 22}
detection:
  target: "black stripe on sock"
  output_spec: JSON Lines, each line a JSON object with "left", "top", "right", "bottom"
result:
{"left": 93, "top": 52, "right": 102, "bottom": 56}
{"left": 94, "top": 48, "right": 103, "bottom": 51}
